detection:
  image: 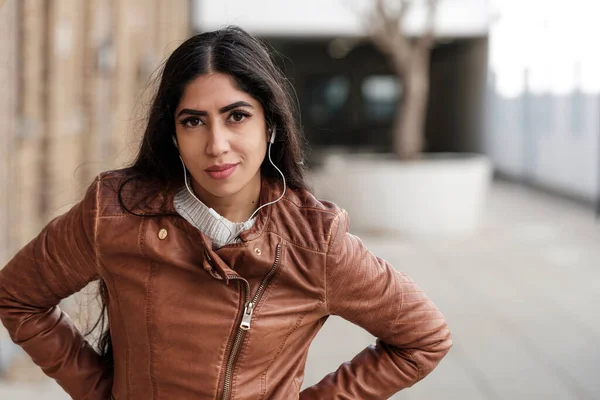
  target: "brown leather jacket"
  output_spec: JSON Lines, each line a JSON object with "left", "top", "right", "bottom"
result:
{"left": 0, "top": 170, "right": 451, "bottom": 399}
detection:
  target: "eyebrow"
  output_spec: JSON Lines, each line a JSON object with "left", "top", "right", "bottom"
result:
{"left": 176, "top": 101, "right": 254, "bottom": 118}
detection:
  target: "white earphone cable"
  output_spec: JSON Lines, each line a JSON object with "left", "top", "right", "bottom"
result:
{"left": 248, "top": 141, "right": 286, "bottom": 221}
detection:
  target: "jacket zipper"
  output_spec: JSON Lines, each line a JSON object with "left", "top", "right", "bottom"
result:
{"left": 221, "top": 243, "right": 282, "bottom": 400}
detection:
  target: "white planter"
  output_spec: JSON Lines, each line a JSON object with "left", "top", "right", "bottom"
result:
{"left": 311, "top": 153, "right": 493, "bottom": 236}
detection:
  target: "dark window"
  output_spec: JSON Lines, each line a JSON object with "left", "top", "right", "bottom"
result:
{"left": 362, "top": 75, "right": 401, "bottom": 123}
{"left": 306, "top": 76, "right": 350, "bottom": 124}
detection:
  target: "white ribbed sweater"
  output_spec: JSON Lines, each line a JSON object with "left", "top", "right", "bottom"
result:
{"left": 173, "top": 187, "right": 256, "bottom": 249}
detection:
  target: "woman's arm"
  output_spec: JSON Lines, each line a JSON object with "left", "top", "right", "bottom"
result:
{"left": 0, "top": 177, "right": 112, "bottom": 400}
{"left": 301, "top": 210, "right": 452, "bottom": 399}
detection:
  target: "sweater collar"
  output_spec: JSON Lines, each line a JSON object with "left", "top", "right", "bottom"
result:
{"left": 173, "top": 186, "right": 256, "bottom": 249}
{"left": 167, "top": 176, "right": 280, "bottom": 245}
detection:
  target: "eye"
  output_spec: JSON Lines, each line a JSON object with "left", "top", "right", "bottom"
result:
{"left": 179, "top": 117, "right": 203, "bottom": 128}
{"left": 228, "top": 110, "right": 251, "bottom": 123}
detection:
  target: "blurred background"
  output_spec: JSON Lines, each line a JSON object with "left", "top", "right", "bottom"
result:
{"left": 0, "top": 0, "right": 598, "bottom": 399}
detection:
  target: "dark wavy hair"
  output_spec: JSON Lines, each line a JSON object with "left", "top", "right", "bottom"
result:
{"left": 86, "top": 26, "right": 309, "bottom": 367}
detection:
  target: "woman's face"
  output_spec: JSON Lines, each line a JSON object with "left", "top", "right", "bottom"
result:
{"left": 174, "top": 73, "right": 268, "bottom": 203}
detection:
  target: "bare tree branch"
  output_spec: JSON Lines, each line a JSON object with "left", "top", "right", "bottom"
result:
{"left": 370, "top": 0, "right": 414, "bottom": 72}
{"left": 397, "top": 0, "right": 413, "bottom": 22}
{"left": 364, "top": 0, "right": 440, "bottom": 159}
{"left": 416, "top": 0, "right": 439, "bottom": 51}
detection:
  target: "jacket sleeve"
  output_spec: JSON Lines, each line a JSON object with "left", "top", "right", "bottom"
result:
{"left": 0, "top": 177, "right": 112, "bottom": 400}
{"left": 300, "top": 210, "right": 452, "bottom": 399}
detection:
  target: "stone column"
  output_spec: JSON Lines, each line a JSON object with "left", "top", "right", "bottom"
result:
{"left": 0, "top": 0, "right": 18, "bottom": 266}
{"left": 0, "top": 0, "right": 18, "bottom": 376}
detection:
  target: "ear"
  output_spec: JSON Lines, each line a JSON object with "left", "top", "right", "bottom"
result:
{"left": 172, "top": 135, "right": 179, "bottom": 149}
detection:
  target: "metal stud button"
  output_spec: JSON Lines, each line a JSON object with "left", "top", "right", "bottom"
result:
{"left": 158, "top": 228, "right": 168, "bottom": 240}
{"left": 254, "top": 248, "right": 262, "bottom": 256}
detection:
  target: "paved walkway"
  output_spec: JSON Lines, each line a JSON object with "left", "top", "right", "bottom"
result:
{"left": 1, "top": 180, "right": 599, "bottom": 399}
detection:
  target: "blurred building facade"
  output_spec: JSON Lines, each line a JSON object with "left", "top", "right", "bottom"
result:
{"left": 0, "top": 0, "right": 191, "bottom": 379}
{"left": 195, "top": 0, "right": 599, "bottom": 206}
{"left": 194, "top": 0, "right": 492, "bottom": 163}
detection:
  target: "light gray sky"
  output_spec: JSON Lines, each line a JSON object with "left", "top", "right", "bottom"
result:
{"left": 489, "top": 0, "right": 600, "bottom": 96}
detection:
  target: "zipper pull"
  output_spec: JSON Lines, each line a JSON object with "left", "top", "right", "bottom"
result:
{"left": 240, "top": 302, "right": 255, "bottom": 331}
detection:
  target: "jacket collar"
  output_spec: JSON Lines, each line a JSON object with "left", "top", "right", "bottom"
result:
{"left": 164, "top": 176, "right": 283, "bottom": 282}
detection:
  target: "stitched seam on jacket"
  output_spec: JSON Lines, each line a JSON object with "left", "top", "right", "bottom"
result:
{"left": 101, "top": 267, "right": 131, "bottom": 399}
{"left": 93, "top": 176, "right": 101, "bottom": 272}
{"left": 258, "top": 306, "right": 314, "bottom": 399}
{"left": 407, "top": 350, "right": 420, "bottom": 382}
{"left": 98, "top": 214, "right": 131, "bottom": 219}
{"left": 280, "top": 197, "right": 340, "bottom": 215}
{"left": 253, "top": 241, "right": 304, "bottom": 397}
{"left": 231, "top": 335, "right": 246, "bottom": 400}
{"left": 323, "top": 211, "right": 344, "bottom": 314}
{"left": 139, "top": 218, "right": 158, "bottom": 400}
{"left": 262, "top": 229, "right": 328, "bottom": 254}
{"left": 95, "top": 176, "right": 133, "bottom": 398}
{"left": 292, "top": 377, "right": 300, "bottom": 394}
{"left": 256, "top": 235, "right": 328, "bottom": 306}
{"left": 399, "top": 278, "right": 420, "bottom": 381}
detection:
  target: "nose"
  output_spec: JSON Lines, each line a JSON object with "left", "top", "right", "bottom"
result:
{"left": 205, "top": 124, "right": 230, "bottom": 157}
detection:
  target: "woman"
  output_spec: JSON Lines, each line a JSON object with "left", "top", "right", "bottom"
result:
{"left": 0, "top": 26, "right": 451, "bottom": 399}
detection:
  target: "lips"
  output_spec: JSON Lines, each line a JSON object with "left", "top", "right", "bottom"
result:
{"left": 204, "top": 163, "right": 239, "bottom": 180}
{"left": 205, "top": 163, "right": 238, "bottom": 172}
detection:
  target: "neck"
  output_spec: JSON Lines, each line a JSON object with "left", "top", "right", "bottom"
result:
{"left": 191, "top": 173, "right": 262, "bottom": 223}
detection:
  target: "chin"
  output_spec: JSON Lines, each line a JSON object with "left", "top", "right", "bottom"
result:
{"left": 199, "top": 178, "right": 248, "bottom": 198}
